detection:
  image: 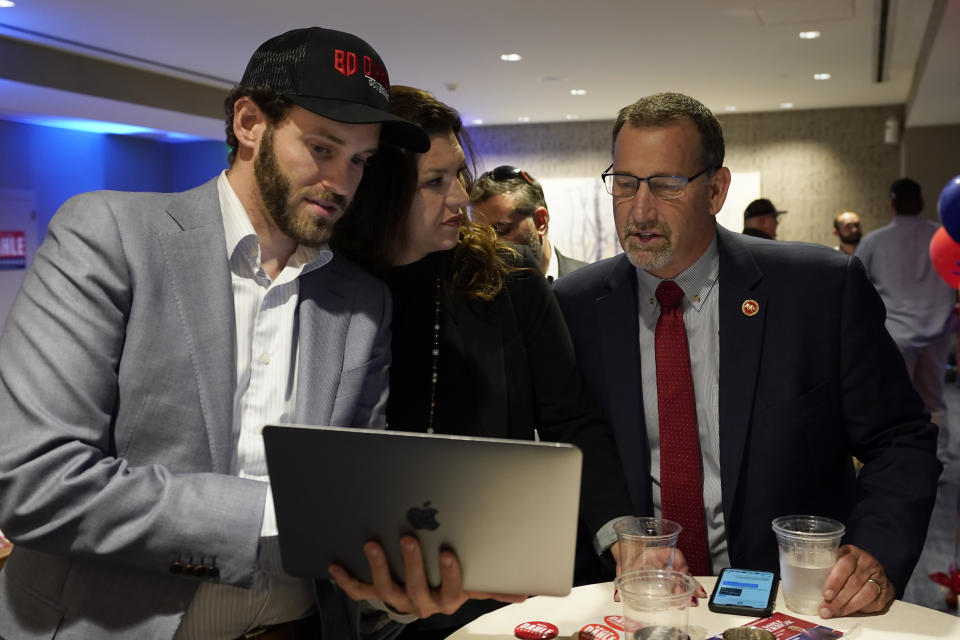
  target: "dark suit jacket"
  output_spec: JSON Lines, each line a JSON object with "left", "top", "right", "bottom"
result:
{"left": 741, "top": 227, "right": 773, "bottom": 239}
{"left": 553, "top": 226, "right": 940, "bottom": 594}
{"left": 555, "top": 247, "right": 589, "bottom": 277}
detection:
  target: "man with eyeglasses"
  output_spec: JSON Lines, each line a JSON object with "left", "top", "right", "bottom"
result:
{"left": 554, "top": 92, "right": 939, "bottom": 620}
{"left": 470, "top": 165, "right": 588, "bottom": 280}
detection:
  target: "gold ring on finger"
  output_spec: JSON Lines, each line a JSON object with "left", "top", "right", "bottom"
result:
{"left": 866, "top": 577, "right": 882, "bottom": 598}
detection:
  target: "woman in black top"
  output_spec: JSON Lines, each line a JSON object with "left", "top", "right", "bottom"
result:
{"left": 333, "top": 86, "right": 632, "bottom": 638}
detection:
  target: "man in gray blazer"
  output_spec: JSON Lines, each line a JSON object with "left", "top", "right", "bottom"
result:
{"left": 0, "top": 27, "right": 477, "bottom": 640}
{"left": 470, "top": 165, "right": 588, "bottom": 281}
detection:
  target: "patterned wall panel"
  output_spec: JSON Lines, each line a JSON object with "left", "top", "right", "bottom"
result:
{"left": 467, "top": 105, "right": 907, "bottom": 256}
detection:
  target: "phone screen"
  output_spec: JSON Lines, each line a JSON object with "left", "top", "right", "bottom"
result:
{"left": 713, "top": 568, "right": 775, "bottom": 609}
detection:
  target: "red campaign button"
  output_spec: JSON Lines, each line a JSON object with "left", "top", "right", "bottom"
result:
{"left": 604, "top": 615, "right": 625, "bottom": 631}
{"left": 579, "top": 623, "right": 619, "bottom": 640}
{"left": 514, "top": 621, "right": 559, "bottom": 639}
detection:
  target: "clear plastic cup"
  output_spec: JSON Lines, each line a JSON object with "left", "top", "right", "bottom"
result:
{"left": 616, "top": 569, "right": 697, "bottom": 640}
{"left": 772, "top": 515, "right": 845, "bottom": 614}
{"left": 614, "top": 517, "right": 682, "bottom": 572}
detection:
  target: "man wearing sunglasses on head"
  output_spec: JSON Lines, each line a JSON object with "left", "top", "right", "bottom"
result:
{"left": 470, "top": 165, "right": 588, "bottom": 281}
{"left": 554, "top": 92, "right": 939, "bottom": 621}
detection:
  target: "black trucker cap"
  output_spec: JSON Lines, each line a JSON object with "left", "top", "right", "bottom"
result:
{"left": 240, "top": 27, "right": 429, "bottom": 152}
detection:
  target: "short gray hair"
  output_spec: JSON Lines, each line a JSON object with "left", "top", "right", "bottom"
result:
{"left": 612, "top": 92, "right": 725, "bottom": 171}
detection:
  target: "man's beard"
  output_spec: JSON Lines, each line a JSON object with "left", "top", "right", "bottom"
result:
{"left": 839, "top": 231, "right": 862, "bottom": 245}
{"left": 254, "top": 125, "right": 348, "bottom": 247}
{"left": 520, "top": 219, "right": 543, "bottom": 265}
{"left": 621, "top": 222, "right": 673, "bottom": 271}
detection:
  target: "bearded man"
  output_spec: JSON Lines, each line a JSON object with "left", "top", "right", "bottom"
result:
{"left": 0, "top": 27, "right": 487, "bottom": 640}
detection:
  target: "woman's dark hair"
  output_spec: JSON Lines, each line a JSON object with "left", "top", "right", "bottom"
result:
{"left": 334, "top": 86, "right": 514, "bottom": 300}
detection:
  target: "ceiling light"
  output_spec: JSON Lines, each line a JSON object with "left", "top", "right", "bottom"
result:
{"left": 780, "top": 102, "right": 794, "bottom": 109}
{"left": 798, "top": 31, "right": 821, "bottom": 39}
{"left": 517, "top": 116, "right": 531, "bottom": 123}
{"left": 565, "top": 114, "right": 579, "bottom": 120}
{"left": 500, "top": 53, "right": 522, "bottom": 62}
{"left": 724, "top": 106, "right": 737, "bottom": 112}
{"left": 0, "top": 1, "right": 15, "bottom": 7}
{"left": 570, "top": 89, "right": 586, "bottom": 96}
{"left": 814, "top": 73, "right": 831, "bottom": 80}
{"left": 471, "top": 119, "right": 484, "bottom": 125}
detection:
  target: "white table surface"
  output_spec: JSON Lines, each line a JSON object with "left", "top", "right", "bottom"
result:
{"left": 446, "top": 577, "right": 960, "bottom": 639}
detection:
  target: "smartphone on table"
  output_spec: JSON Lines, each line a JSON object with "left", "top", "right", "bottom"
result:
{"left": 708, "top": 567, "right": 778, "bottom": 617}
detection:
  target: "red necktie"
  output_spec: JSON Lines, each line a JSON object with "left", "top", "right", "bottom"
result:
{"left": 655, "top": 280, "right": 711, "bottom": 576}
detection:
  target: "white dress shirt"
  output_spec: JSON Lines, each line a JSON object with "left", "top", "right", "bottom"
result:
{"left": 635, "top": 236, "right": 731, "bottom": 574}
{"left": 544, "top": 240, "right": 559, "bottom": 281}
{"left": 175, "top": 171, "right": 330, "bottom": 639}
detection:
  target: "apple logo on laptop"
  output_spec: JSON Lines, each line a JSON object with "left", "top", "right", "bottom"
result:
{"left": 406, "top": 501, "right": 440, "bottom": 531}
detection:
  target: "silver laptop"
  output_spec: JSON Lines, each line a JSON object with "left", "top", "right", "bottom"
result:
{"left": 262, "top": 424, "right": 583, "bottom": 596}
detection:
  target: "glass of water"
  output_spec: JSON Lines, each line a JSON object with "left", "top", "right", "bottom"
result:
{"left": 772, "top": 515, "right": 845, "bottom": 615}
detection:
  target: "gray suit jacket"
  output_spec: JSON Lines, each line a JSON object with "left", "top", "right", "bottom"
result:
{"left": 0, "top": 179, "right": 391, "bottom": 639}
{"left": 554, "top": 247, "right": 588, "bottom": 278}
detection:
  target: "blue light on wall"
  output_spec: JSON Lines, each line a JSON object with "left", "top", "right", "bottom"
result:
{"left": 5, "top": 114, "right": 209, "bottom": 141}
{"left": 0, "top": 116, "right": 226, "bottom": 235}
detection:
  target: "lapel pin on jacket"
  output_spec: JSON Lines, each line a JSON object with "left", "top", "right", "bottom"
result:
{"left": 741, "top": 299, "right": 760, "bottom": 316}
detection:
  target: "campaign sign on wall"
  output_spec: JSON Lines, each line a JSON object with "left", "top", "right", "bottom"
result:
{"left": 0, "top": 231, "right": 27, "bottom": 270}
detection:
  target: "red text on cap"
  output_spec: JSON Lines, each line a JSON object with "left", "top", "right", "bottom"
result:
{"left": 334, "top": 50, "right": 358, "bottom": 76}
{"left": 514, "top": 621, "right": 559, "bottom": 639}
{"left": 362, "top": 56, "right": 389, "bottom": 88}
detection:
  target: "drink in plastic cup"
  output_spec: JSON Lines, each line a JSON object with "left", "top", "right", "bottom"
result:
{"left": 614, "top": 517, "right": 682, "bottom": 572}
{"left": 772, "top": 515, "right": 845, "bottom": 614}
{"left": 616, "top": 569, "right": 696, "bottom": 640}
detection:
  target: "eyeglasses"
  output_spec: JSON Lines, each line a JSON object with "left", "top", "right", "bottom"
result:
{"left": 600, "top": 165, "right": 711, "bottom": 200}
{"left": 487, "top": 165, "right": 536, "bottom": 186}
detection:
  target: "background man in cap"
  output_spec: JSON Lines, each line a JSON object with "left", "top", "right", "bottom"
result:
{"left": 833, "top": 210, "right": 862, "bottom": 255}
{"left": 0, "top": 26, "right": 477, "bottom": 640}
{"left": 556, "top": 92, "right": 939, "bottom": 621}
{"left": 470, "top": 165, "right": 588, "bottom": 280}
{"left": 856, "top": 178, "right": 957, "bottom": 459}
{"left": 742, "top": 197, "right": 785, "bottom": 239}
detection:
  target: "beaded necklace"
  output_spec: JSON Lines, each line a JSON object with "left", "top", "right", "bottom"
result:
{"left": 426, "top": 275, "right": 441, "bottom": 433}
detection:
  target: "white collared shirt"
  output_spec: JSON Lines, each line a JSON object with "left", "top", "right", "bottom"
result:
{"left": 635, "top": 235, "right": 731, "bottom": 574}
{"left": 544, "top": 240, "right": 559, "bottom": 281}
{"left": 175, "top": 171, "right": 331, "bottom": 639}
{"left": 219, "top": 172, "right": 331, "bottom": 537}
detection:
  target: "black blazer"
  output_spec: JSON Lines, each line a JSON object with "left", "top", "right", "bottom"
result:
{"left": 553, "top": 226, "right": 941, "bottom": 594}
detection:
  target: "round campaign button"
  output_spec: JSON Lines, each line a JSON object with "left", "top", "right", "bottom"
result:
{"left": 514, "top": 621, "right": 559, "bottom": 639}
{"left": 579, "top": 623, "right": 620, "bottom": 640}
{"left": 741, "top": 299, "right": 760, "bottom": 316}
{"left": 603, "top": 615, "right": 625, "bottom": 631}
